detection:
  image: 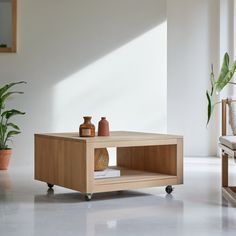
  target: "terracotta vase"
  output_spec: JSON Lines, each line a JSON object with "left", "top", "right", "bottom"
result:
{"left": 98, "top": 117, "right": 110, "bottom": 136}
{"left": 79, "top": 116, "right": 95, "bottom": 137}
{"left": 0, "top": 149, "right": 12, "bottom": 170}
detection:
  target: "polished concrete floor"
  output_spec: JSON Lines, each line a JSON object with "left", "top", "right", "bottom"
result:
{"left": 0, "top": 157, "right": 236, "bottom": 236}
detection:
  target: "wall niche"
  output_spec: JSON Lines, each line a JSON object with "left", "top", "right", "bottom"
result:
{"left": 0, "top": 0, "right": 16, "bottom": 53}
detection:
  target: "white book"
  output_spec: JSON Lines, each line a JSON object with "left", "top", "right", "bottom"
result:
{"left": 94, "top": 168, "right": 121, "bottom": 179}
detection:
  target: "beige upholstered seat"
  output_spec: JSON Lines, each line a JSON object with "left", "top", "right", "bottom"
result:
{"left": 219, "top": 136, "right": 236, "bottom": 150}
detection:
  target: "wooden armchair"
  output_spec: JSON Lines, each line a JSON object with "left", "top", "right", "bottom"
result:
{"left": 219, "top": 99, "right": 236, "bottom": 205}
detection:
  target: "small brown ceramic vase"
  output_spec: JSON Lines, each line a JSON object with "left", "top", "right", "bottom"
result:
{"left": 79, "top": 116, "right": 95, "bottom": 137}
{"left": 98, "top": 117, "right": 110, "bottom": 136}
{"left": 0, "top": 149, "right": 12, "bottom": 170}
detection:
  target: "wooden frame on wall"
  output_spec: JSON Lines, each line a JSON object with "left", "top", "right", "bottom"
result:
{"left": 0, "top": 0, "right": 17, "bottom": 53}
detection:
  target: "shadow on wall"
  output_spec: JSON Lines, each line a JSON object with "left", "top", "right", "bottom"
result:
{"left": 0, "top": 0, "right": 167, "bottom": 166}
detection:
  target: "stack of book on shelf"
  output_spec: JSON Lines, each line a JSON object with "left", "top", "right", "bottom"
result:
{"left": 94, "top": 168, "right": 121, "bottom": 179}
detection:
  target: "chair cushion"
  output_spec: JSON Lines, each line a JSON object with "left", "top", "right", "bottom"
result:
{"left": 219, "top": 136, "right": 236, "bottom": 150}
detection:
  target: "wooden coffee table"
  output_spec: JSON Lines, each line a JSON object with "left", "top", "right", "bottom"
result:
{"left": 35, "top": 131, "right": 183, "bottom": 200}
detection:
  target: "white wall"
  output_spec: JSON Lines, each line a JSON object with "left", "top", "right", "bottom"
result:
{"left": 220, "top": 0, "right": 234, "bottom": 61}
{"left": 234, "top": 0, "right": 236, "bottom": 60}
{"left": 217, "top": 0, "right": 235, "bottom": 142}
{"left": 0, "top": 0, "right": 167, "bottom": 166}
{"left": 220, "top": 0, "right": 235, "bottom": 97}
{"left": 2, "top": 0, "right": 227, "bottom": 162}
{"left": 167, "top": 0, "right": 220, "bottom": 156}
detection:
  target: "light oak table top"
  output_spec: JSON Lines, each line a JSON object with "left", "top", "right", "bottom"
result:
{"left": 35, "top": 131, "right": 183, "bottom": 143}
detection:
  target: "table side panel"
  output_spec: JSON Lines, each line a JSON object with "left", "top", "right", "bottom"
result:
{"left": 177, "top": 139, "right": 183, "bottom": 184}
{"left": 85, "top": 143, "right": 94, "bottom": 193}
{"left": 35, "top": 135, "right": 86, "bottom": 192}
{"left": 117, "top": 145, "right": 177, "bottom": 175}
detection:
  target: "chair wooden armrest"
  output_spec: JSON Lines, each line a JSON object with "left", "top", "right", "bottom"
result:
{"left": 219, "top": 99, "right": 236, "bottom": 205}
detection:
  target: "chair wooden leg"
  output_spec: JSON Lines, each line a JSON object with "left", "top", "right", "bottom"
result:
{"left": 222, "top": 153, "right": 228, "bottom": 187}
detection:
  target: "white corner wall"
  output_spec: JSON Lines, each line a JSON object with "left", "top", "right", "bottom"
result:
{"left": 220, "top": 0, "right": 235, "bottom": 97}
{"left": 167, "top": 0, "right": 220, "bottom": 156}
{"left": 1, "top": 0, "right": 226, "bottom": 162}
{"left": 0, "top": 0, "right": 167, "bottom": 166}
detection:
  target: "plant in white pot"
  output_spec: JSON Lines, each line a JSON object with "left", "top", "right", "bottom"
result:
{"left": 0, "top": 81, "right": 26, "bottom": 170}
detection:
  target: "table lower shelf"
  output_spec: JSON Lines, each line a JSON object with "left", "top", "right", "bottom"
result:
{"left": 93, "top": 166, "right": 178, "bottom": 193}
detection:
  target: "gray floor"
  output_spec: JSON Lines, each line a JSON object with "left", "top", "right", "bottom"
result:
{"left": 0, "top": 158, "right": 236, "bottom": 236}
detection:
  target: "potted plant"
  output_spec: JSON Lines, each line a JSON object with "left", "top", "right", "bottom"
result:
{"left": 0, "top": 81, "right": 26, "bottom": 170}
{"left": 206, "top": 52, "right": 236, "bottom": 124}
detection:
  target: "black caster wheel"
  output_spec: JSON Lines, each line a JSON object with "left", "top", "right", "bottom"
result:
{"left": 47, "top": 183, "right": 54, "bottom": 189}
{"left": 85, "top": 193, "right": 92, "bottom": 201}
{"left": 165, "top": 185, "right": 174, "bottom": 194}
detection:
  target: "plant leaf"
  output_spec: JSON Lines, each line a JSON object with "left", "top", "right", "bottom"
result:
{"left": 215, "top": 53, "right": 236, "bottom": 92}
{"left": 228, "top": 60, "right": 236, "bottom": 79}
{"left": 219, "top": 52, "right": 229, "bottom": 78}
{"left": 216, "top": 61, "right": 236, "bottom": 92}
{"left": 1, "top": 109, "right": 25, "bottom": 119}
{"left": 206, "top": 90, "right": 213, "bottom": 125}
{"left": 0, "top": 123, "right": 7, "bottom": 133}
{"left": 6, "top": 130, "right": 21, "bottom": 140}
{"left": 0, "top": 81, "right": 26, "bottom": 98}
{"left": 215, "top": 53, "right": 229, "bottom": 91}
{"left": 210, "top": 64, "right": 215, "bottom": 96}
{"left": 0, "top": 91, "right": 24, "bottom": 109}
{"left": 7, "top": 123, "right": 20, "bottom": 130}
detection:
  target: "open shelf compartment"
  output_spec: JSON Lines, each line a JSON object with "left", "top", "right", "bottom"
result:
{"left": 93, "top": 144, "right": 179, "bottom": 193}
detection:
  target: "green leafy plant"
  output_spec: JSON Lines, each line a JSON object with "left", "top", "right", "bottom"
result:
{"left": 0, "top": 81, "right": 26, "bottom": 150}
{"left": 206, "top": 53, "right": 236, "bottom": 125}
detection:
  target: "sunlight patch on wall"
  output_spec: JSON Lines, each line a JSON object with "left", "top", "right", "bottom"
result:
{"left": 53, "top": 22, "right": 167, "bottom": 133}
